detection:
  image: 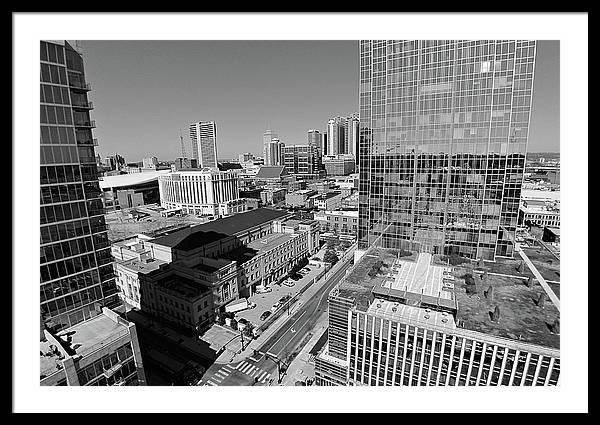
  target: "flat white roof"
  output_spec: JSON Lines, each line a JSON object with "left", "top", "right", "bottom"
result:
{"left": 367, "top": 299, "right": 457, "bottom": 331}
{"left": 99, "top": 170, "right": 171, "bottom": 189}
{"left": 380, "top": 252, "right": 453, "bottom": 301}
{"left": 521, "top": 189, "right": 560, "bottom": 202}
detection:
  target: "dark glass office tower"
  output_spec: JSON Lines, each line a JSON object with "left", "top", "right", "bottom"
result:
{"left": 358, "top": 40, "right": 536, "bottom": 260}
{"left": 40, "top": 41, "right": 117, "bottom": 334}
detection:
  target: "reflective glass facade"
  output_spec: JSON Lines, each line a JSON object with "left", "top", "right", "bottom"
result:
{"left": 40, "top": 41, "right": 116, "bottom": 333}
{"left": 358, "top": 40, "right": 536, "bottom": 260}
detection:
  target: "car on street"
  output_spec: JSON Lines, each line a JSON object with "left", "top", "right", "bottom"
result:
{"left": 279, "top": 295, "right": 291, "bottom": 304}
{"left": 260, "top": 311, "right": 271, "bottom": 321}
{"left": 283, "top": 279, "right": 295, "bottom": 287}
{"left": 271, "top": 303, "right": 281, "bottom": 312}
{"left": 248, "top": 301, "right": 257, "bottom": 309}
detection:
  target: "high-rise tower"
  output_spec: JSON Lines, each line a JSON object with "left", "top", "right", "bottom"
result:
{"left": 40, "top": 40, "right": 117, "bottom": 333}
{"left": 190, "top": 121, "right": 218, "bottom": 169}
{"left": 358, "top": 40, "right": 537, "bottom": 260}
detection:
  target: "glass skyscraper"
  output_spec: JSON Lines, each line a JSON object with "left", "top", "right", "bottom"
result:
{"left": 358, "top": 40, "right": 537, "bottom": 260}
{"left": 40, "top": 41, "right": 117, "bottom": 334}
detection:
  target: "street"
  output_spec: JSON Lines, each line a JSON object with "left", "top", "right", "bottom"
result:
{"left": 200, "top": 256, "right": 352, "bottom": 386}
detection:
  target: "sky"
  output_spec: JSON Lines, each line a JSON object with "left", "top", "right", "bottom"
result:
{"left": 82, "top": 40, "right": 560, "bottom": 162}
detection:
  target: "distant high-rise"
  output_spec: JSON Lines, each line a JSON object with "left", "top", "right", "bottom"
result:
{"left": 321, "top": 133, "right": 328, "bottom": 156}
{"left": 190, "top": 121, "right": 218, "bottom": 169}
{"left": 264, "top": 131, "right": 285, "bottom": 166}
{"left": 40, "top": 40, "right": 117, "bottom": 334}
{"left": 346, "top": 114, "right": 360, "bottom": 160}
{"left": 262, "top": 129, "right": 279, "bottom": 165}
{"left": 308, "top": 129, "right": 321, "bottom": 150}
{"left": 142, "top": 156, "right": 158, "bottom": 169}
{"left": 327, "top": 117, "right": 346, "bottom": 155}
{"left": 358, "top": 40, "right": 537, "bottom": 260}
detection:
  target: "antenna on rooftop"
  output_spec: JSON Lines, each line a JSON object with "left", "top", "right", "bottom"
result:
{"left": 179, "top": 129, "right": 186, "bottom": 158}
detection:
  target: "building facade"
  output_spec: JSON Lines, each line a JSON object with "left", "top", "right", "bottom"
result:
{"left": 313, "top": 191, "right": 343, "bottom": 210}
{"left": 158, "top": 169, "right": 246, "bottom": 217}
{"left": 40, "top": 40, "right": 117, "bottom": 335}
{"left": 358, "top": 40, "right": 537, "bottom": 260}
{"left": 323, "top": 154, "right": 356, "bottom": 176}
{"left": 282, "top": 144, "right": 322, "bottom": 176}
{"left": 189, "top": 121, "right": 218, "bottom": 169}
{"left": 314, "top": 209, "right": 359, "bottom": 236}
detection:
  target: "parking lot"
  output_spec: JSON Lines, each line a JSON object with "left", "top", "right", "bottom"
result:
{"left": 234, "top": 265, "right": 324, "bottom": 327}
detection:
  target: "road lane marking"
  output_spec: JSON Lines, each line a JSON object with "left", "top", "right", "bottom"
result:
{"left": 263, "top": 311, "right": 307, "bottom": 352}
{"left": 257, "top": 371, "right": 268, "bottom": 381}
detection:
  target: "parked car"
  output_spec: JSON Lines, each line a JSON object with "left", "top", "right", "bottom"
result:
{"left": 271, "top": 303, "right": 280, "bottom": 312}
{"left": 301, "top": 267, "right": 311, "bottom": 273}
{"left": 248, "top": 301, "right": 257, "bottom": 309}
{"left": 279, "top": 295, "right": 291, "bottom": 304}
{"left": 283, "top": 279, "right": 295, "bottom": 287}
{"left": 255, "top": 285, "right": 272, "bottom": 294}
{"left": 260, "top": 311, "right": 271, "bottom": 321}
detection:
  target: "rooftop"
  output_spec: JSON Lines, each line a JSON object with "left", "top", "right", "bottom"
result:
{"left": 341, "top": 248, "right": 560, "bottom": 350}
{"left": 337, "top": 247, "right": 418, "bottom": 310}
{"left": 452, "top": 272, "right": 560, "bottom": 350}
{"left": 368, "top": 300, "right": 457, "bottom": 332}
{"left": 151, "top": 229, "right": 230, "bottom": 251}
{"left": 521, "top": 189, "right": 561, "bottom": 202}
{"left": 156, "top": 274, "right": 210, "bottom": 300}
{"left": 196, "top": 207, "right": 289, "bottom": 235}
{"left": 98, "top": 169, "right": 171, "bottom": 189}
{"left": 256, "top": 166, "right": 286, "bottom": 179}
{"left": 41, "top": 309, "right": 132, "bottom": 375}
{"left": 315, "top": 191, "right": 342, "bottom": 200}
{"left": 221, "top": 245, "right": 259, "bottom": 265}
{"left": 247, "top": 233, "right": 294, "bottom": 253}
{"left": 120, "top": 257, "right": 167, "bottom": 274}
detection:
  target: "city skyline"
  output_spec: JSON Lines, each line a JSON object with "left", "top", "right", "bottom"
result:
{"left": 81, "top": 40, "right": 559, "bottom": 162}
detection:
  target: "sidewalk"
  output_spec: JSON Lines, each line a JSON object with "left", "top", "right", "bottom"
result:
{"left": 212, "top": 247, "right": 355, "bottom": 366}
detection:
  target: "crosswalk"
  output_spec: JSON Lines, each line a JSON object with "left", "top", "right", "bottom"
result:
{"left": 201, "top": 361, "right": 271, "bottom": 386}
{"left": 235, "top": 360, "right": 272, "bottom": 383}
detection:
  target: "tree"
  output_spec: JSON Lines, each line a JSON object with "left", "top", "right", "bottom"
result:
{"left": 323, "top": 249, "right": 339, "bottom": 265}
{"left": 465, "top": 274, "right": 477, "bottom": 295}
{"left": 492, "top": 305, "right": 501, "bottom": 322}
{"left": 243, "top": 322, "right": 254, "bottom": 338}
